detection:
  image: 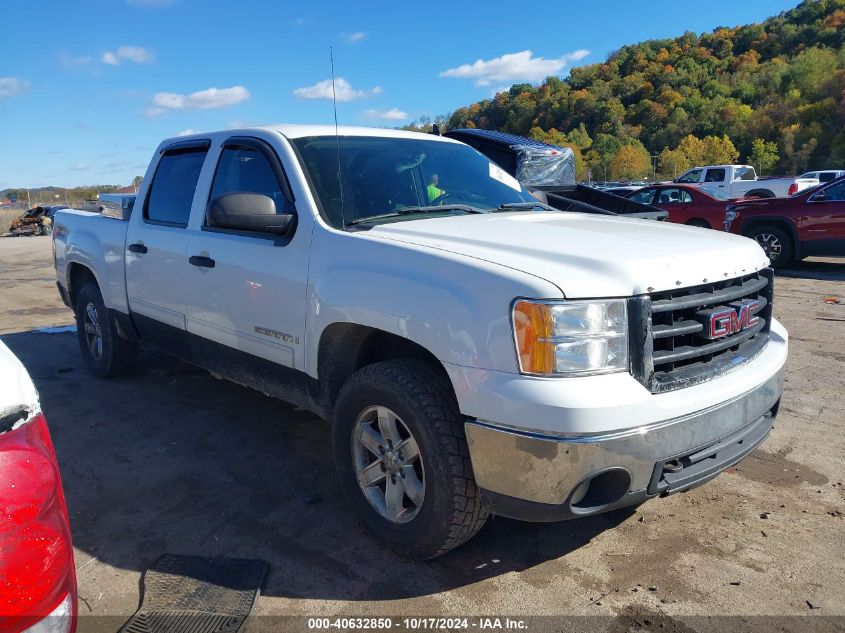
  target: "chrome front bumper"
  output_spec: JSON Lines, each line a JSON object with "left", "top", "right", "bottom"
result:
{"left": 465, "top": 367, "right": 784, "bottom": 520}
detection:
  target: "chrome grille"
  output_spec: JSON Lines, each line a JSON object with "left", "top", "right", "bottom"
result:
{"left": 633, "top": 269, "right": 774, "bottom": 393}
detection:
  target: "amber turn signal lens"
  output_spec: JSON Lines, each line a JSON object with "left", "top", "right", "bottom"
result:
{"left": 512, "top": 300, "right": 555, "bottom": 374}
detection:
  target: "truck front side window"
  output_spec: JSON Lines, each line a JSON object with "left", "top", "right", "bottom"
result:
{"left": 208, "top": 145, "right": 287, "bottom": 221}
{"left": 677, "top": 169, "right": 702, "bottom": 184}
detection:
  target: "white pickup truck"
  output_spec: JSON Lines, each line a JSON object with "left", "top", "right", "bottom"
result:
{"left": 53, "top": 126, "right": 788, "bottom": 558}
{"left": 676, "top": 164, "right": 818, "bottom": 198}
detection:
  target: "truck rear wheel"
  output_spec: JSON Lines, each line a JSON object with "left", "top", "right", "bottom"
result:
{"left": 75, "top": 283, "right": 138, "bottom": 378}
{"left": 745, "top": 224, "right": 794, "bottom": 268}
{"left": 332, "top": 359, "right": 487, "bottom": 559}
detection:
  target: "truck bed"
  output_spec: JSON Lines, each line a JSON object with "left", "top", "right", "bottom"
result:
{"left": 52, "top": 208, "right": 131, "bottom": 314}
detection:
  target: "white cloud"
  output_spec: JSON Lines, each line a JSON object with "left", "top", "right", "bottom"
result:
{"left": 150, "top": 86, "right": 251, "bottom": 110}
{"left": 69, "top": 164, "right": 90, "bottom": 171}
{"left": 0, "top": 77, "right": 29, "bottom": 99}
{"left": 293, "top": 78, "right": 381, "bottom": 102}
{"left": 102, "top": 46, "right": 155, "bottom": 66}
{"left": 59, "top": 53, "right": 93, "bottom": 67}
{"left": 361, "top": 108, "right": 408, "bottom": 121}
{"left": 343, "top": 32, "right": 368, "bottom": 43}
{"left": 143, "top": 106, "right": 166, "bottom": 118}
{"left": 176, "top": 129, "right": 197, "bottom": 136}
{"left": 440, "top": 49, "right": 590, "bottom": 86}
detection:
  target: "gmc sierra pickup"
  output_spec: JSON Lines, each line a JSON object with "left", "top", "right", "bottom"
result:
{"left": 53, "top": 125, "right": 788, "bottom": 558}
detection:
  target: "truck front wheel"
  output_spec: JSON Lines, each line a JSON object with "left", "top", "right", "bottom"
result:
{"left": 332, "top": 359, "right": 487, "bottom": 559}
{"left": 75, "top": 283, "right": 138, "bottom": 378}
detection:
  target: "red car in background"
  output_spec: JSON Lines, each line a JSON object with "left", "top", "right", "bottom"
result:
{"left": 0, "top": 340, "right": 77, "bottom": 633}
{"left": 724, "top": 175, "right": 845, "bottom": 268}
{"left": 625, "top": 183, "right": 735, "bottom": 228}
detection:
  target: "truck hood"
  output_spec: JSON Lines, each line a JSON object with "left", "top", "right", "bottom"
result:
{"left": 367, "top": 211, "right": 770, "bottom": 298}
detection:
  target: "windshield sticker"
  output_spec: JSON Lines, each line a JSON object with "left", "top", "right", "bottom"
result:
{"left": 489, "top": 163, "right": 521, "bottom": 192}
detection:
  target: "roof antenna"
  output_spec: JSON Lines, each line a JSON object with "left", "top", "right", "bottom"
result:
{"left": 330, "top": 46, "right": 346, "bottom": 229}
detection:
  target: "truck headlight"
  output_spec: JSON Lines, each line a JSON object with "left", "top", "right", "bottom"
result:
{"left": 512, "top": 299, "right": 628, "bottom": 376}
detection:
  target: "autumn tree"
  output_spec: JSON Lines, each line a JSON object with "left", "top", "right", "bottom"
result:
{"left": 702, "top": 135, "right": 740, "bottom": 165}
{"left": 657, "top": 148, "right": 691, "bottom": 179}
{"left": 428, "top": 1, "right": 845, "bottom": 179}
{"left": 610, "top": 143, "right": 652, "bottom": 180}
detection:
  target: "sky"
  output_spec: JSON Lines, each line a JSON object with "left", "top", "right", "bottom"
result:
{"left": 0, "top": 0, "right": 801, "bottom": 190}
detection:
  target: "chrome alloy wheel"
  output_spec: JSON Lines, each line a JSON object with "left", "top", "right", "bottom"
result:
{"left": 754, "top": 232, "right": 782, "bottom": 261}
{"left": 83, "top": 302, "right": 103, "bottom": 360}
{"left": 352, "top": 405, "right": 425, "bottom": 523}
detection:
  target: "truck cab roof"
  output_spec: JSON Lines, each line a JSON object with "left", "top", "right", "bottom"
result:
{"left": 164, "top": 124, "right": 463, "bottom": 148}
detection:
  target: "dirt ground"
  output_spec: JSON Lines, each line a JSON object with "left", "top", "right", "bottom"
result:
{"left": 1, "top": 236, "right": 843, "bottom": 632}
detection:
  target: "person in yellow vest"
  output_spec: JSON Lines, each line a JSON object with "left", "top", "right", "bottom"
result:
{"left": 427, "top": 174, "right": 445, "bottom": 203}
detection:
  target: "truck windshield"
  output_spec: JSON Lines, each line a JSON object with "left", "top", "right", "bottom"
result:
{"left": 292, "top": 136, "right": 539, "bottom": 228}
{"left": 676, "top": 169, "right": 703, "bottom": 183}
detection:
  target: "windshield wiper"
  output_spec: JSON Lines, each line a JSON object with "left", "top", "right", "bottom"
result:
{"left": 347, "top": 204, "right": 487, "bottom": 226}
{"left": 495, "top": 201, "right": 555, "bottom": 212}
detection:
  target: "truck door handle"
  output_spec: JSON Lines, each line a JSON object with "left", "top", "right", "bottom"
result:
{"left": 189, "top": 255, "right": 215, "bottom": 268}
{"left": 127, "top": 243, "right": 147, "bottom": 254}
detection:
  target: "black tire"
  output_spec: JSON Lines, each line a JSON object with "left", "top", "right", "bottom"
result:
{"left": 33, "top": 223, "right": 43, "bottom": 236}
{"left": 75, "top": 283, "right": 138, "bottom": 378}
{"left": 745, "top": 224, "right": 794, "bottom": 268}
{"left": 332, "top": 359, "right": 487, "bottom": 559}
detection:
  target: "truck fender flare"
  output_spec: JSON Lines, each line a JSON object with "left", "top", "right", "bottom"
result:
{"left": 745, "top": 189, "right": 775, "bottom": 199}
{"left": 65, "top": 258, "right": 103, "bottom": 305}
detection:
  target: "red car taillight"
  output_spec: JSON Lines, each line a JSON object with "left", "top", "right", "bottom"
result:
{"left": 0, "top": 413, "right": 77, "bottom": 633}
{"left": 787, "top": 183, "right": 798, "bottom": 196}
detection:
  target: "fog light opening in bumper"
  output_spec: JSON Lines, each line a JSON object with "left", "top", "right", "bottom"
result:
{"left": 569, "top": 468, "right": 631, "bottom": 512}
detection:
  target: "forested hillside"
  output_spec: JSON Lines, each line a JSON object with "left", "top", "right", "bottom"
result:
{"left": 440, "top": 0, "right": 845, "bottom": 180}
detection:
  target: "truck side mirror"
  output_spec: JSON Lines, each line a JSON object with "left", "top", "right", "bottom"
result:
{"left": 207, "top": 192, "right": 295, "bottom": 235}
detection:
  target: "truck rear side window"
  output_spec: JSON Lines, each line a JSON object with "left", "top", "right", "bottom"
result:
{"left": 704, "top": 168, "right": 725, "bottom": 183}
{"left": 144, "top": 149, "right": 207, "bottom": 226}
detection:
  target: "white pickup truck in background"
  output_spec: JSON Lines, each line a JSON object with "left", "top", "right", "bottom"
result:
{"left": 52, "top": 125, "right": 788, "bottom": 558}
{"left": 675, "top": 164, "right": 818, "bottom": 198}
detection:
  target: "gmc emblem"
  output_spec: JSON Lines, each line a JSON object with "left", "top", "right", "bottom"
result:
{"left": 699, "top": 300, "right": 762, "bottom": 340}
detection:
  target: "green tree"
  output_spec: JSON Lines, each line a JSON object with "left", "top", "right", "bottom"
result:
{"left": 748, "top": 139, "right": 779, "bottom": 175}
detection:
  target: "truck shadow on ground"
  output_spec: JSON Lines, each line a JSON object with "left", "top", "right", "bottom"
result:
{"left": 3, "top": 330, "right": 632, "bottom": 605}
{"left": 776, "top": 258, "right": 845, "bottom": 282}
